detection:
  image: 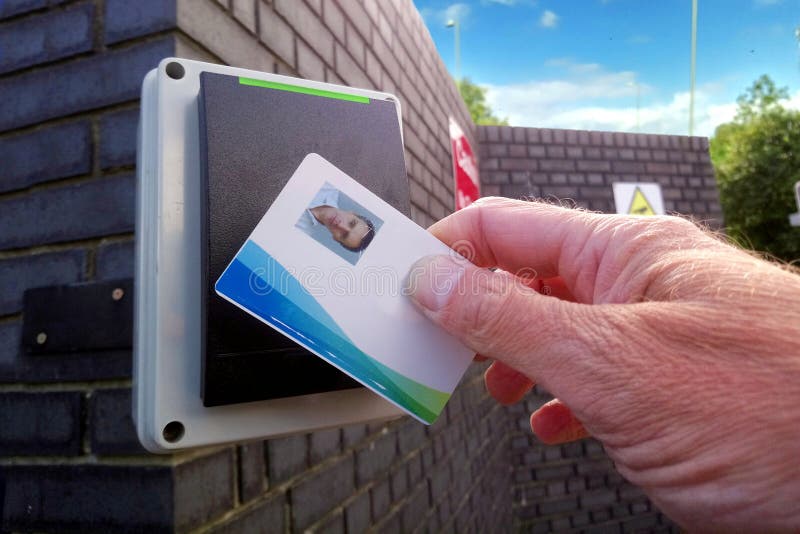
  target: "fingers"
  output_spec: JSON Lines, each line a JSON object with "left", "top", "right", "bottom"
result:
{"left": 530, "top": 399, "right": 590, "bottom": 445}
{"left": 405, "top": 253, "right": 610, "bottom": 390}
{"left": 484, "top": 361, "right": 534, "bottom": 405}
{"left": 427, "top": 197, "right": 613, "bottom": 302}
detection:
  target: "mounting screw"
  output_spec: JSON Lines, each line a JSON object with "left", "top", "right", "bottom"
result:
{"left": 35, "top": 332, "right": 47, "bottom": 345}
{"left": 112, "top": 288, "right": 125, "bottom": 301}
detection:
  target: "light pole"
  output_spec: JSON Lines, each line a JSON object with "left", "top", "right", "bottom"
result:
{"left": 446, "top": 18, "right": 461, "bottom": 81}
{"left": 689, "top": 0, "right": 698, "bottom": 135}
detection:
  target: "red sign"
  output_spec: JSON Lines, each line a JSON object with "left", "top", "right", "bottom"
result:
{"left": 449, "top": 118, "right": 480, "bottom": 210}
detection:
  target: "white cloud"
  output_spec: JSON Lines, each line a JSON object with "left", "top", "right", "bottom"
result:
{"left": 539, "top": 9, "right": 559, "bottom": 28}
{"left": 480, "top": 60, "right": 800, "bottom": 137}
{"left": 754, "top": 0, "right": 782, "bottom": 6}
{"left": 482, "top": 0, "right": 519, "bottom": 5}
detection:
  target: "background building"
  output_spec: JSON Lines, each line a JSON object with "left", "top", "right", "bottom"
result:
{"left": 0, "top": 0, "right": 719, "bottom": 531}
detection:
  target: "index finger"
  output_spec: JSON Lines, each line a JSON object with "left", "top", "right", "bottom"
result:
{"left": 429, "top": 197, "right": 613, "bottom": 300}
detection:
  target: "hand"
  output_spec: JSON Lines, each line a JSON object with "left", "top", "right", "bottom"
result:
{"left": 406, "top": 197, "right": 800, "bottom": 530}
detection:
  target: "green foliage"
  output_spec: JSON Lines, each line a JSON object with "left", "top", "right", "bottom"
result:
{"left": 710, "top": 75, "right": 800, "bottom": 262}
{"left": 457, "top": 78, "right": 509, "bottom": 126}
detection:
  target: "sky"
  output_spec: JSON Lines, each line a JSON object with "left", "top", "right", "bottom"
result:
{"left": 414, "top": 0, "right": 800, "bottom": 137}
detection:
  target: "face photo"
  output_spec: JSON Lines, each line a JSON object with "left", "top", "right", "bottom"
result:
{"left": 295, "top": 182, "right": 384, "bottom": 264}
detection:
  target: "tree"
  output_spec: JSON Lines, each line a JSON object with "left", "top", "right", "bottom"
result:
{"left": 457, "top": 78, "right": 508, "bottom": 126}
{"left": 710, "top": 75, "right": 800, "bottom": 262}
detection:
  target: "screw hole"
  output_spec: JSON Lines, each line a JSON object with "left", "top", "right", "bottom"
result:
{"left": 162, "top": 421, "right": 185, "bottom": 443}
{"left": 165, "top": 61, "right": 185, "bottom": 80}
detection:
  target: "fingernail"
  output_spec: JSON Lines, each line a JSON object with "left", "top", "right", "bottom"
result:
{"left": 405, "top": 254, "right": 466, "bottom": 312}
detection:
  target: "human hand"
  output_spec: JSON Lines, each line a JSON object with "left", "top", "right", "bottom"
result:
{"left": 406, "top": 197, "right": 800, "bottom": 530}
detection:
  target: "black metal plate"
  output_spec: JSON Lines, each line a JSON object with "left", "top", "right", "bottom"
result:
{"left": 199, "top": 72, "right": 410, "bottom": 406}
{"left": 21, "top": 279, "right": 133, "bottom": 354}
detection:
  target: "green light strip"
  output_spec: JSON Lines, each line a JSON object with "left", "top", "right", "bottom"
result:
{"left": 238, "top": 77, "right": 370, "bottom": 104}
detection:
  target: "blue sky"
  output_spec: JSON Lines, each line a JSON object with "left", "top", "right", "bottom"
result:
{"left": 414, "top": 0, "right": 800, "bottom": 136}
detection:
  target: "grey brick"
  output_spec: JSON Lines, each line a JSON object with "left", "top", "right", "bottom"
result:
{"left": 297, "top": 39, "right": 325, "bottom": 82}
{"left": 370, "top": 478, "right": 390, "bottom": 519}
{"left": 89, "top": 388, "right": 146, "bottom": 455}
{"left": 500, "top": 158, "right": 537, "bottom": 171}
{"left": 582, "top": 488, "right": 618, "bottom": 508}
{"left": 0, "top": 391, "right": 82, "bottom": 455}
{"left": 266, "top": 433, "right": 307, "bottom": 483}
{"left": 576, "top": 160, "right": 610, "bottom": 172}
{"left": 566, "top": 146, "right": 583, "bottom": 159}
{"left": 96, "top": 240, "right": 134, "bottom": 281}
{"left": 2, "top": 464, "right": 172, "bottom": 532}
{"left": 0, "top": 175, "right": 135, "bottom": 250}
{"left": 323, "top": 0, "right": 346, "bottom": 42}
{"left": 336, "top": 0, "right": 373, "bottom": 44}
{"left": 535, "top": 463, "right": 575, "bottom": 480}
{"left": 622, "top": 513, "right": 659, "bottom": 532}
{"left": 526, "top": 128, "right": 540, "bottom": 143}
{"left": 99, "top": 108, "right": 139, "bottom": 169}
{"left": 540, "top": 159, "right": 575, "bottom": 172}
{"left": 0, "top": 38, "right": 173, "bottom": 132}
{"left": 0, "top": 249, "right": 86, "bottom": 315}
{"left": 174, "top": 450, "right": 236, "bottom": 531}
{"left": 0, "top": 2, "right": 93, "bottom": 74}
{"left": 231, "top": 0, "right": 256, "bottom": 33}
{"left": 508, "top": 144, "right": 526, "bottom": 157}
{"left": 537, "top": 496, "right": 578, "bottom": 516}
{"left": 646, "top": 162, "right": 678, "bottom": 174}
{"left": 258, "top": 2, "right": 295, "bottom": 66}
{"left": 275, "top": 0, "right": 334, "bottom": 65}
{"left": 104, "top": 0, "right": 176, "bottom": 44}
{"left": 546, "top": 146, "right": 565, "bottom": 158}
{"left": 310, "top": 427, "right": 341, "bottom": 465}
{"left": 342, "top": 423, "right": 367, "bottom": 448}
{"left": 355, "top": 430, "right": 397, "bottom": 486}
{"left": 345, "top": 21, "right": 366, "bottom": 67}
{"left": 0, "top": 120, "right": 91, "bottom": 193}
{"left": 401, "top": 484, "right": 430, "bottom": 531}
{"left": 390, "top": 464, "right": 408, "bottom": 500}
{"left": 291, "top": 455, "right": 355, "bottom": 531}
{"left": 315, "top": 509, "right": 345, "bottom": 533}
{"left": 577, "top": 458, "right": 614, "bottom": 476}
{"left": 345, "top": 491, "right": 371, "bottom": 534}
{"left": 397, "top": 418, "right": 427, "bottom": 455}
{"left": 237, "top": 442, "right": 266, "bottom": 502}
{"left": 208, "top": 492, "right": 285, "bottom": 534}
{"left": 427, "top": 462, "right": 450, "bottom": 500}
{"left": 0, "top": 0, "right": 49, "bottom": 19}
{"left": 611, "top": 161, "right": 646, "bottom": 174}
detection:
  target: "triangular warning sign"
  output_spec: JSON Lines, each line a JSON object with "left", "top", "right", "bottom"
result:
{"left": 627, "top": 186, "right": 655, "bottom": 216}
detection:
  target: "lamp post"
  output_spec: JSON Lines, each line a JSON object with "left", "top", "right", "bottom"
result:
{"left": 446, "top": 18, "right": 461, "bottom": 81}
{"left": 689, "top": 0, "right": 698, "bottom": 135}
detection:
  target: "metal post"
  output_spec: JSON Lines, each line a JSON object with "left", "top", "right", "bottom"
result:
{"left": 689, "top": 0, "right": 697, "bottom": 135}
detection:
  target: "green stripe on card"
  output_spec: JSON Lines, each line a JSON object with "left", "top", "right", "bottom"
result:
{"left": 238, "top": 77, "right": 370, "bottom": 104}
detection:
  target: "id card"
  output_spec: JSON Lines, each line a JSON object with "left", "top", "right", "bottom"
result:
{"left": 215, "top": 153, "right": 474, "bottom": 424}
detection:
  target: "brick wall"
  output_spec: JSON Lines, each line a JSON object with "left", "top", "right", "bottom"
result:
{"left": 477, "top": 124, "right": 719, "bottom": 532}
{"left": 0, "top": 0, "right": 720, "bottom": 532}
{"left": 478, "top": 125, "right": 722, "bottom": 228}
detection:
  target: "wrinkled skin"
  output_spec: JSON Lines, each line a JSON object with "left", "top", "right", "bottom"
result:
{"left": 406, "top": 197, "right": 800, "bottom": 531}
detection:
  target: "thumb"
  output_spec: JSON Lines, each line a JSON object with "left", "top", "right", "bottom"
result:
{"left": 405, "top": 254, "right": 617, "bottom": 396}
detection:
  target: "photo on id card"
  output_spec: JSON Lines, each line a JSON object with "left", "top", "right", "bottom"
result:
{"left": 214, "top": 153, "right": 474, "bottom": 423}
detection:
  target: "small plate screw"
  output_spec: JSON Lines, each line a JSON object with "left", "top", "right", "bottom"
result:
{"left": 112, "top": 288, "right": 125, "bottom": 301}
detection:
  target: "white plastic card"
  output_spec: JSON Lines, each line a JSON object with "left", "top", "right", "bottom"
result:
{"left": 215, "top": 153, "right": 474, "bottom": 425}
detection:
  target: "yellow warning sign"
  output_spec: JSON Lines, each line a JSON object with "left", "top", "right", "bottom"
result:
{"left": 627, "top": 186, "right": 656, "bottom": 216}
